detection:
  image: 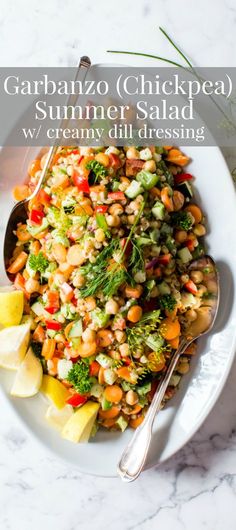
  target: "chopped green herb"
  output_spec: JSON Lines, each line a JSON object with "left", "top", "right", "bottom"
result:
{"left": 159, "top": 294, "right": 177, "bottom": 312}
{"left": 67, "top": 359, "right": 93, "bottom": 394}
{"left": 171, "top": 211, "right": 193, "bottom": 231}
{"left": 28, "top": 252, "right": 49, "bottom": 273}
{"left": 86, "top": 160, "right": 108, "bottom": 181}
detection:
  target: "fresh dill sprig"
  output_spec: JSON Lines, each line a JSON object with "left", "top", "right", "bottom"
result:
{"left": 129, "top": 239, "right": 144, "bottom": 274}
{"left": 127, "top": 310, "right": 161, "bottom": 352}
{"left": 80, "top": 200, "right": 146, "bottom": 298}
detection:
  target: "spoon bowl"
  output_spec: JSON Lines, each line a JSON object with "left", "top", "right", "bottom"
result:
{"left": 117, "top": 255, "right": 220, "bottom": 482}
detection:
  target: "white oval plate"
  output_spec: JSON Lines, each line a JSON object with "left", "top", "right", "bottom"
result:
{"left": 1, "top": 143, "right": 236, "bottom": 477}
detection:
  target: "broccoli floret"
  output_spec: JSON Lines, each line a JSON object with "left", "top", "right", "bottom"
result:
{"left": 171, "top": 211, "right": 193, "bottom": 231}
{"left": 159, "top": 294, "right": 177, "bottom": 312}
{"left": 28, "top": 252, "right": 49, "bottom": 273}
{"left": 67, "top": 359, "right": 93, "bottom": 394}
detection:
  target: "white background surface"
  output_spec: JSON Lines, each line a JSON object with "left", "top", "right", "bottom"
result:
{"left": 1, "top": 1, "right": 236, "bottom": 529}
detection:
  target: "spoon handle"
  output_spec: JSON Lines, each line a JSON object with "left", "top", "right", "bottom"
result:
{"left": 28, "top": 56, "right": 91, "bottom": 200}
{"left": 117, "top": 337, "right": 189, "bottom": 482}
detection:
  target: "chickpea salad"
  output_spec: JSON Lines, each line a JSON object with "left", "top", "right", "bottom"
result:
{"left": 8, "top": 145, "right": 211, "bottom": 440}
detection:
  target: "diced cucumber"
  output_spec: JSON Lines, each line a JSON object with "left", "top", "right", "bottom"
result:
{"left": 169, "top": 374, "right": 181, "bottom": 387}
{"left": 96, "top": 353, "right": 113, "bottom": 368}
{"left": 136, "top": 170, "right": 159, "bottom": 190}
{"left": 177, "top": 247, "right": 193, "bottom": 263}
{"left": 104, "top": 368, "right": 117, "bottom": 385}
{"left": 160, "top": 223, "right": 173, "bottom": 236}
{"left": 145, "top": 333, "right": 164, "bottom": 352}
{"left": 158, "top": 281, "right": 171, "bottom": 295}
{"left": 68, "top": 320, "right": 83, "bottom": 338}
{"left": 150, "top": 228, "right": 160, "bottom": 242}
{"left": 152, "top": 201, "right": 165, "bottom": 220}
{"left": 136, "top": 236, "right": 153, "bottom": 246}
{"left": 51, "top": 229, "right": 70, "bottom": 247}
{"left": 91, "top": 308, "right": 110, "bottom": 328}
{"left": 27, "top": 217, "right": 49, "bottom": 236}
{"left": 116, "top": 415, "right": 128, "bottom": 432}
{"left": 181, "top": 292, "right": 196, "bottom": 308}
{"left": 31, "top": 301, "right": 47, "bottom": 317}
{"left": 101, "top": 396, "right": 112, "bottom": 411}
{"left": 136, "top": 382, "right": 152, "bottom": 396}
{"left": 90, "top": 383, "right": 103, "bottom": 398}
{"left": 125, "top": 180, "right": 144, "bottom": 199}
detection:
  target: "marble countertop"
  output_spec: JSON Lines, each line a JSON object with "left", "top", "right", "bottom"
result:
{"left": 1, "top": 1, "right": 236, "bottom": 529}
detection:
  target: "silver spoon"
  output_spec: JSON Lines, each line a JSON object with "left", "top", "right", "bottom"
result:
{"left": 3, "top": 55, "right": 91, "bottom": 281}
{"left": 117, "top": 255, "right": 219, "bottom": 482}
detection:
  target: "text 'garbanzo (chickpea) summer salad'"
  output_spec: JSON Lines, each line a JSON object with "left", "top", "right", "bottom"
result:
{"left": 2, "top": 145, "right": 210, "bottom": 442}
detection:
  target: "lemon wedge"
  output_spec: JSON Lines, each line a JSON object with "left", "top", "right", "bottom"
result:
{"left": 0, "top": 287, "right": 24, "bottom": 327}
{"left": 61, "top": 401, "right": 100, "bottom": 443}
{"left": 11, "top": 347, "right": 43, "bottom": 397}
{"left": 0, "top": 323, "right": 30, "bottom": 370}
{"left": 45, "top": 404, "right": 73, "bottom": 432}
{"left": 40, "top": 375, "right": 70, "bottom": 409}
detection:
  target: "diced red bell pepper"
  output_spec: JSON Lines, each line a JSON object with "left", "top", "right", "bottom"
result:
{"left": 37, "top": 189, "right": 51, "bottom": 206}
{"left": 185, "top": 239, "right": 195, "bottom": 252}
{"left": 174, "top": 173, "right": 193, "bottom": 185}
{"left": 89, "top": 360, "right": 100, "bottom": 377}
{"left": 45, "top": 291, "right": 60, "bottom": 314}
{"left": 157, "top": 254, "right": 171, "bottom": 265}
{"left": 109, "top": 153, "right": 122, "bottom": 169}
{"left": 66, "top": 393, "right": 87, "bottom": 407}
{"left": 124, "top": 358, "right": 131, "bottom": 366}
{"left": 73, "top": 171, "right": 90, "bottom": 193}
{"left": 184, "top": 280, "right": 198, "bottom": 295}
{"left": 45, "top": 320, "right": 62, "bottom": 331}
{"left": 29, "top": 209, "right": 45, "bottom": 225}
{"left": 108, "top": 192, "right": 125, "bottom": 201}
{"left": 94, "top": 205, "right": 108, "bottom": 214}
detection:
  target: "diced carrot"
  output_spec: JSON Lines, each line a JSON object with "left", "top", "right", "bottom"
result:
{"left": 89, "top": 184, "right": 106, "bottom": 193}
{"left": 185, "top": 204, "right": 202, "bottom": 224}
{"left": 125, "top": 285, "right": 143, "bottom": 299}
{"left": 33, "top": 324, "right": 46, "bottom": 342}
{"left": 98, "top": 366, "right": 105, "bottom": 385}
{"left": 147, "top": 352, "right": 166, "bottom": 372}
{"left": 31, "top": 241, "right": 41, "bottom": 255}
{"left": 130, "top": 415, "right": 144, "bottom": 429}
{"left": 41, "top": 338, "right": 56, "bottom": 360}
{"left": 14, "top": 272, "right": 30, "bottom": 299}
{"left": 104, "top": 385, "right": 123, "bottom": 404}
{"left": 77, "top": 341, "right": 97, "bottom": 358}
{"left": 127, "top": 305, "right": 143, "bottom": 323}
{"left": 161, "top": 186, "right": 174, "bottom": 212}
{"left": 116, "top": 366, "right": 137, "bottom": 384}
{"left": 160, "top": 317, "right": 181, "bottom": 341}
{"left": 13, "top": 185, "right": 30, "bottom": 201}
{"left": 124, "top": 404, "right": 142, "bottom": 415}
{"left": 166, "top": 149, "right": 190, "bottom": 167}
{"left": 98, "top": 406, "right": 120, "bottom": 419}
{"left": 64, "top": 322, "right": 74, "bottom": 340}
{"left": 16, "top": 224, "right": 31, "bottom": 242}
{"left": 7, "top": 251, "right": 28, "bottom": 274}
{"left": 168, "top": 336, "right": 180, "bottom": 349}
{"left": 101, "top": 418, "right": 117, "bottom": 428}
